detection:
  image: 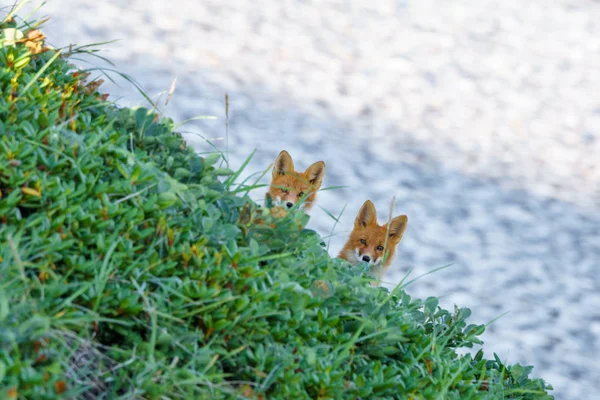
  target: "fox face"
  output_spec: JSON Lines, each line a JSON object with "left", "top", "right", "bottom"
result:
{"left": 339, "top": 200, "right": 408, "bottom": 269}
{"left": 267, "top": 150, "right": 326, "bottom": 211}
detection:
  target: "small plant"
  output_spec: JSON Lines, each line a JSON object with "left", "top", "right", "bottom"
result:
{"left": 0, "top": 10, "right": 553, "bottom": 400}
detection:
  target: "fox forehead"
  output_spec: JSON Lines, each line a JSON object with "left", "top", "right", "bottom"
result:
{"left": 349, "top": 225, "right": 389, "bottom": 244}
{"left": 271, "top": 174, "right": 313, "bottom": 191}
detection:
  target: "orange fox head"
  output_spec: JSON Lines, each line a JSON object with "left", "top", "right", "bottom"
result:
{"left": 267, "top": 150, "right": 326, "bottom": 211}
{"left": 339, "top": 200, "right": 408, "bottom": 269}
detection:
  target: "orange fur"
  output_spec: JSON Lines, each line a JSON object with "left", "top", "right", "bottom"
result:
{"left": 267, "top": 150, "right": 326, "bottom": 212}
{"left": 338, "top": 200, "right": 408, "bottom": 271}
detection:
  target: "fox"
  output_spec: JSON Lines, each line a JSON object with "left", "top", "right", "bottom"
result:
{"left": 267, "top": 150, "right": 326, "bottom": 212}
{"left": 339, "top": 200, "right": 408, "bottom": 272}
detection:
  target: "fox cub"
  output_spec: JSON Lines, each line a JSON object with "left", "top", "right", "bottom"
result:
{"left": 339, "top": 200, "right": 408, "bottom": 271}
{"left": 267, "top": 150, "right": 326, "bottom": 212}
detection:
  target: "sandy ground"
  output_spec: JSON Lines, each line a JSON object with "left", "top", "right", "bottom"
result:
{"left": 14, "top": 0, "right": 600, "bottom": 398}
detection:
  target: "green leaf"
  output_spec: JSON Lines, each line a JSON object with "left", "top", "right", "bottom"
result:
{"left": 424, "top": 297, "right": 438, "bottom": 314}
{"left": 0, "top": 361, "right": 6, "bottom": 382}
{"left": 204, "top": 153, "right": 220, "bottom": 166}
{"left": 214, "top": 167, "right": 234, "bottom": 176}
{"left": 0, "top": 292, "right": 9, "bottom": 322}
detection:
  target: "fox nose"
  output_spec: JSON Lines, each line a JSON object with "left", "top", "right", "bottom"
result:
{"left": 286, "top": 202, "right": 294, "bottom": 209}
{"left": 362, "top": 255, "right": 371, "bottom": 263}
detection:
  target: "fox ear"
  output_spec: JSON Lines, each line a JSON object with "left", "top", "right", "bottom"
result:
{"left": 388, "top": 215, "right": 408, "bottom": 243}
{"left": 273, "top": 151, "right": 294, "bottom": 177}
{"left": 355, "top": 200, "right": 377, "bottom": 228}
{"left": 305, "top": 161, "right": 325, "bottom": 186}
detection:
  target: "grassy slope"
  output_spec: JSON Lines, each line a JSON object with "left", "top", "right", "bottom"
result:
{"left": 0, "top": 14, "right": 553, "bottom": 400}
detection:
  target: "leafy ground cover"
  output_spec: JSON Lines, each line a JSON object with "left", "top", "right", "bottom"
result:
{"left": 0, "top": 9, "right": 553, "bottom": 400}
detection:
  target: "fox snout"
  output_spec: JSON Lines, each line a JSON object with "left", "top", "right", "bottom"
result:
{"left": 358, "top": 250, "right": 379, "bottom": 265}
{"left": 279, "top": 193, "right": 299, "bottom": 208}
{"left": 356, "top": 245, "right": 377, "bottom": 264}
{"left": 274, "top": 193, "right": 298, "bottom": 209}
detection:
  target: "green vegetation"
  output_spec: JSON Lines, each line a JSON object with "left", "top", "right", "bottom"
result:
{"left": 0, "top": 12, "right": 553, "bottom": 400}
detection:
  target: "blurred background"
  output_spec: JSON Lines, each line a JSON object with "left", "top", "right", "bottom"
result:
{"left": 19, "top": 0, "right": 600, "bottom": 398}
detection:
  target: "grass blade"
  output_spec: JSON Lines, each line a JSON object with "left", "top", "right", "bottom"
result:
{"left": 20, "top": 49, "right": 61, "bottom": 94}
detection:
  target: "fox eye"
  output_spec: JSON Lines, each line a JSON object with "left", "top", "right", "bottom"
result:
{"left": 360, "top": 239, "right": 367, "bottom": 245}
{"left": 377, "top": 245, "right": 384, "bottom": 251}
{"left": 298, "top": 192, "right": 305, "bottom": 197}
{"left": 281, "top": 188, "right": 289, "bottom": 193}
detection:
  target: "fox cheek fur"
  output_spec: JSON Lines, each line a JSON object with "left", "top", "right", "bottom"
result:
{"left": 338, "top": 200, "right": 408, "bottom": 269}
{"left": 267, "top": 150, "right": 326, "bottom": 211}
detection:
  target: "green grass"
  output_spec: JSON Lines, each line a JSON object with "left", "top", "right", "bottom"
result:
{"left": 0, "top": 11, "right": 553, "bottom": 400}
